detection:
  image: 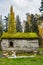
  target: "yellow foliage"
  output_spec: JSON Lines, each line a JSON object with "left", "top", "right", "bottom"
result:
{"left": 38, "top": 25, "right": 43, "bottom": 36}
{"left": 27, "top": 15, "right": 31, "bottom": 25}
{"left": 1, "top": 32, "right": 38, "bottom": 39}
{"left": 8, "top": 5, "right": 16, "bottom": 33}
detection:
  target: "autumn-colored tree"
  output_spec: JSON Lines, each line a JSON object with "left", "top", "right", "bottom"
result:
{"left": 8, "top": 5, "right": 16, "bottom": 33}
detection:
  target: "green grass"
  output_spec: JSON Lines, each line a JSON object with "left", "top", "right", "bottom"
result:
{"left": 38, "top": 48, "right": 43, "bottom": 52}
{"left": 0, "top": 57, "right": 43, "bottom": 65}
{"left": 0, "top": 51, "right": 3, "bottom": 54}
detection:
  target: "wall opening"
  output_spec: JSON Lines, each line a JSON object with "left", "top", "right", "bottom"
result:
{"left": 9, "top": 41, "right": 13, "bottom": 47}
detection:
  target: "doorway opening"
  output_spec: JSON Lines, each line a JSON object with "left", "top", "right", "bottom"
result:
{"left": 9, "top": 41, "right": 13, "bottom": 47}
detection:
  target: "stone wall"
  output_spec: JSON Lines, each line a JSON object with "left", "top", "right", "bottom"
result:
{"left": 1, "top": 39, "right": 39, "bottom": 51}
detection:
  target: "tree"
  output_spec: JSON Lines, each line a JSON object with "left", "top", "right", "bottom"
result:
{"left": 33, "top": 17, "right": 39, "bottom": 34}
{"left": 0, "top": 16, "right": 3, "bottom": 35}
{"left": 0, "top": 22, "right": 2, "bottom": 35}
{"left": 16, "top": 15, "right": 22, "bottom": 32}
{"left": 30, "top": 14, "right": 39, "bottom": 34}
{"left": 24, "top": 21, "right": 30, "bottom": 32}
{"left": 26, "top": 13, "right": 32, "bottom": 32}
{"left": 30, "top": 14, "right": 34, "bottom": 32}
{"left": 4, "top": 15, "right": 9, "bottom": 32}
{"left": 8, "top": 5, "right": 16, "bottom": 33}
{"left": 39, "top": 0, "right": 43, "bottom": 16}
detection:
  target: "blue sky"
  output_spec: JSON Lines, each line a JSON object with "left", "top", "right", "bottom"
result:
{"left": 0, "top": 0, "right": 41, "bottom": 21}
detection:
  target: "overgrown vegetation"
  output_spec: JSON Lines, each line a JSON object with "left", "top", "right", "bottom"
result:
{"left": 1, "top": 32, "right": 38, "bottom": 39}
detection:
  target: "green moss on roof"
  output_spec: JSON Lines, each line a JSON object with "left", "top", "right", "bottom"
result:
{"left": 1, "top": 32, "right": 38, "bottom": 39}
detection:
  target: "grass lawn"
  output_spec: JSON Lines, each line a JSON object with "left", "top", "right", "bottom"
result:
{"left": 0, "top": 56, "right": 43, "bottom": 65}
{"left": 38, "top": 48, "right": 43, "bottom": 52}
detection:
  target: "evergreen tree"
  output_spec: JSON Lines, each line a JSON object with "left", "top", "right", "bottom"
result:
{"left": 16, "top": 15, "right": 22, "bottom": 32}
{"left": 26, "top": 13, "right": 32, "bottom": 32}
{"left": 0, "top": 22, "right": 2, "bottom": 35}
{"left": 33, "top": 17, "right": 39, "bottom": 34}
{"left": 0, "top": 16, "right": 3, "bottom": 35}
{"left": 30, "top": 14, "right": 39, "bottom": 34}
{"left": 30, "top": 14, "right": 34, "bottom": 32}
{"left": 4, "top": 15, "right": 9, "bottom": 32}
{"left": 39, "top": 0, "right": 43, "bottom": 16}
{"left": 24, "top": 21, "right": 30, "bottom": 32}
{"left": 8, "top": 5, "right": 16, "bottom": 33}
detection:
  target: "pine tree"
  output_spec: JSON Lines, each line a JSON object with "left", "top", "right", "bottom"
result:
{"left": 8, "top": 5, "right": 16, "bottom": 33}
{"left": 39, "top": 0, "right": 43, "bottom": 16}
{"left": 32, "top": 17, "right": 39, "bottom": 34}
{"left": 30, "top": 14, "right": 39, "bottom": 34}
{"left": 0, "top": 15, "right": 3, "bottom": 35}
{"left": 16, "top": 15, "right": 22, "bottom": 32}
{"left": 24, "top": 21, "right": 30, "bottom": 32}
{"left": 0, "top": 22, "right": 2, "bottom": 35}
{"left": 30, "top": 14, "right": 34, "bottom": 32}
{"left": 4, "top": 15, "right": 9, "bottom": 32}
{"left": 26, "top": 13, "right": 32, "bottom": 32}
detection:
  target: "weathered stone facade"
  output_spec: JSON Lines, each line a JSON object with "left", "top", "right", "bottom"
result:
{"left": 1, "top": 39, "right": 39, "bottom": 51}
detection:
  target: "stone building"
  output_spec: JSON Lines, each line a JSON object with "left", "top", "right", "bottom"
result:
{"left": 1, "top": 32, "right": 39, "bottom": 52}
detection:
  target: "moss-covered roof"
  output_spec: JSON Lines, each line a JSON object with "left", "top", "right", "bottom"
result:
{"left": 1, "top": 32, "right": 38, "bottom": 39}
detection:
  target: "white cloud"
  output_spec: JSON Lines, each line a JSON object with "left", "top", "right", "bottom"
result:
{"left": 0, "top": 0, "right": 41, "bottom": 21}
{"left": 13, "top": 0, "right": 33, "bottom": 9}
{"left": 14, "top": 0, "right": 28, "bottom": 7}
{"left": 13, "top": 0, "right": 41, "bottom": 14}
{"left": 13, "top": 0, "right": 41, "bottom": 21}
